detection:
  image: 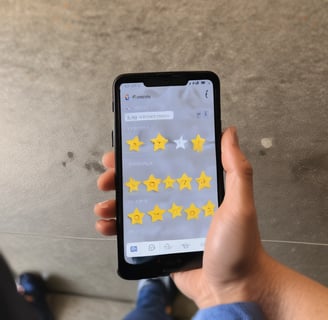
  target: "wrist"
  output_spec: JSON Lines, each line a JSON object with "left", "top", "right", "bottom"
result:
{"left": 195, "top": 251, "right": 276, "bottom": 310}
{"left": 195, "top": 274, "right": 257, "bottom": 309}
{"left": 196, "top": 285, "right": 254, "bottom": 309}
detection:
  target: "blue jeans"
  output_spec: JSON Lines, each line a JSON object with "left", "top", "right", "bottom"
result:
{"left": 123, "top": 280, "right": 174, "bottom": 320}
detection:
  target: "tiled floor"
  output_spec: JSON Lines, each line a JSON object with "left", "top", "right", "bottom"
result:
{"left": 0, "top": 0, "right": 327, "bottom": 318}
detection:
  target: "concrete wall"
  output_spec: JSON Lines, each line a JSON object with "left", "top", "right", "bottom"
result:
{"left": 0, "top": 0, "right": 327, "bottom": 302}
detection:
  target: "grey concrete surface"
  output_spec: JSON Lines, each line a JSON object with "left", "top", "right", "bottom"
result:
{"left": 0, "top": 233, "right": 135, "bottom": 299}
{"left": 48, "top": 294, "right": 134, "bottom": 320}
{"left": 47, "top": 293, "right": 196, "bottom": 320}
{"left": 0, "top": 0, "right": 327, "bottom": 318}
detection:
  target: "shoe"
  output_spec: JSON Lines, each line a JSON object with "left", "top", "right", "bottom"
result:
{"left": 18, "top": 273, "right": 54, "bottom": 320}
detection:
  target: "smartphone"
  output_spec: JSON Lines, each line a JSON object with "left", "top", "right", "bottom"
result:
{"left": 113, "top": 71, "right": 224, "bottom": 279}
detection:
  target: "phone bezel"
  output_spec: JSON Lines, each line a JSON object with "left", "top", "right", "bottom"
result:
{"left": 113, "top": 71, "right": 224, "bottom": 279}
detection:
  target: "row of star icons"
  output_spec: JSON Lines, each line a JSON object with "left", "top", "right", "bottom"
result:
{"left": 128, "top": 200, "right": 216, "bottom": 224}
{"left": 126, "top": 171, "right": 212, "bottom": 192}
{"left": 126, "top": 133, "right": 206, "bottom": 152}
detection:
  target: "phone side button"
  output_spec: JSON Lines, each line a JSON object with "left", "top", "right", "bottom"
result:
{"left": 111, "top": 130, "right": 114, "bottom": 147}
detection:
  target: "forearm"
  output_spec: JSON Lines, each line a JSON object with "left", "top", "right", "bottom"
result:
{"left": 256, "top": 253, "right": 328, "bottom": 320}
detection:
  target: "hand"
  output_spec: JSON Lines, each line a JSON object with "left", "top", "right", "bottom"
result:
{"left": 95, "top": 127, "right": 328, "bottom": 319}
{"left": 171, "top": 127, "right": 267, "bottom": 308}
{"left": 94, "top": 151, "right": 117, "bottom": 236}
{"left": 95, "top": 127, "right": 267, "bottom": 306}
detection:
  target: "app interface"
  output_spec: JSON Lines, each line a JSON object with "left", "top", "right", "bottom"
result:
{"left": 119, "top": 80, "right": 219, "bottom": 263}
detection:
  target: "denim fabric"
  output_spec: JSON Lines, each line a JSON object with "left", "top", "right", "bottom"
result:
{"left": 192, "top": 302, "right": 265, "bottom": 320}
{"left": 123, "top": 280, "right": 173, "bottom": 320}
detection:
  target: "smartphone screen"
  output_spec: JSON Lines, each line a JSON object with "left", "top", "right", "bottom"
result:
{"left": 113, "top": 72, "right": 223, "bottom": 279}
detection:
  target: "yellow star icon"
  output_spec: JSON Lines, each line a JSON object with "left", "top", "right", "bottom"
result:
{"left": 148, "top": 204, "right": 165, "bottom": 222}
{"left": 202, "top": 200, "right": 216, "bottom": 217}
{"left": 151, "top": 133, "right": 168, "bottom": 151}
{"left": 143, "top": 174, "right": 161, "bottom": 192}
{"left": 185, "top": 203, "right": 201, "bottom": 220}
{"left": 196, "top": 171, "right": 212, "bottom": 190}
{"left": 128, "top": 208, "right": 145, "bottom": 225}
{"left": 125, "top": 177, "right": 141, "bottom": 192}
{"left": 168, "top": 202, "right": 183, "bottom": 218}
{"left": 177, "top": 173, "right": 193, "bottom": 190}
{"left": 191, "top": 134, "right": 206, "bottom": 152}
{"left": 163, "top": 176, "right": 175, "bottom": 189}
{"left": 126, "top": 136, "right": 144, "bottom": 151}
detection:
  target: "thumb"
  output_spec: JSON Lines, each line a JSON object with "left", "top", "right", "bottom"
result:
{"left": 203, "top": 127, "right": 260, "bottom": 278}
{"left": 220, "top": 127, "right": 255, "bottom": 217}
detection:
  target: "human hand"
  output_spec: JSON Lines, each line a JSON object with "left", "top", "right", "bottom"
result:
{"left": 171, "top": 127, "right": 267, "bottom": 308}
{"left": 94, "top": 151, "right": 117, "bottom": 236}
{"left": 95, "top": 127, "right": 266, "bottom": 306}
{"left": 95, "top": 127, "right": 328, "bottom": 319}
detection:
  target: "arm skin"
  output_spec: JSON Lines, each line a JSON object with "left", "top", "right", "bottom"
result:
{"left": 94, "top": 127, "right": 328, "bottom": 320}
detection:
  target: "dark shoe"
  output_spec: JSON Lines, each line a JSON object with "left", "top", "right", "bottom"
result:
{"left": 18, "top": 273, "right": 54, "bottom": 320}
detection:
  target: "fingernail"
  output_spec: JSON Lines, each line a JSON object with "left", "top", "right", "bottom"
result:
{"left": 98, "top": 200, "right": 110, "bottom": 208}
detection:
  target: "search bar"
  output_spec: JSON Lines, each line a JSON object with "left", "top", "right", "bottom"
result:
{"left": 125, "top": 111, "right": 174, "bottom": 122}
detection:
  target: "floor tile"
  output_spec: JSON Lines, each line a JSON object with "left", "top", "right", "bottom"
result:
{"left": 0, "top": 233, "right": 137, "bottom": 300}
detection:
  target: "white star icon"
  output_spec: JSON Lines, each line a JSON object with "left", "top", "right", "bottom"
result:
{"left": 174, "top": 136, "right": 187, "bottom": 149}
